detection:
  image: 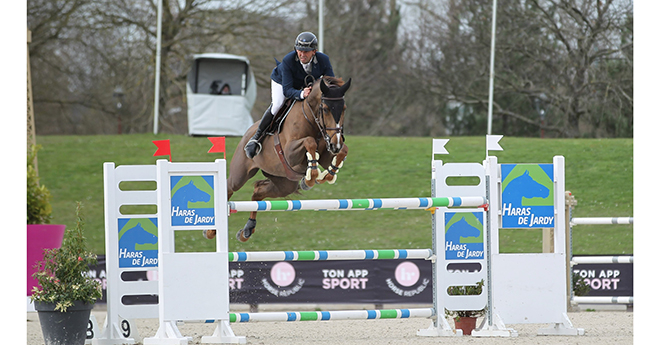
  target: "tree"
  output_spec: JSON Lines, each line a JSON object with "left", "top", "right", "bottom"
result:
{"left": 405, "top": 0, "right": 633, "bottom": 138}
{"left": 300, "top": 0, "right": 432, "bottom": 136}
{"left": 28, "top": 0, "right": 300, "bottom": 135}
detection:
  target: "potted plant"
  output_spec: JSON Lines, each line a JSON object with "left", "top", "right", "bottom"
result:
{"left": 445, "top": 279, "right": 486, "bottom": 335}
{"left": 27, "top": 144, "right": 66, "bottom": 299}
{"left": 31, "top": 202, "right": 102, "bottom": 345}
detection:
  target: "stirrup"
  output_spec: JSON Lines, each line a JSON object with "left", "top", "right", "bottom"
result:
{"left": 244, "top": 139, "right": 262, "bottom": 159}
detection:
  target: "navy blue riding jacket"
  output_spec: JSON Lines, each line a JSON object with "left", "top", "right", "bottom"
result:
{"left": 270, "top": 50, "right": 334, "bottom": 100}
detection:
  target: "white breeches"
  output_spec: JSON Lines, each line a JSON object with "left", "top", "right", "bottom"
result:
{"left": 271, "top": 80, "right": 286, "bottom": 114}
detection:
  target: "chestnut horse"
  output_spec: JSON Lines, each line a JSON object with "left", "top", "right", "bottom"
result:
{"left": 205, "top": 76, "right": 351, "bottom": 242}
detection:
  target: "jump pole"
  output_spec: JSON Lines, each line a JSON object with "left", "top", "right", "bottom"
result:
{"left": 229, "top": 249, "right": 433, "bottom": 262}
{"left": 229, "top": 308, "right": 434, "bottom": 323}
{"left": 229, "top": 196, "right": 487, "bottom": 212}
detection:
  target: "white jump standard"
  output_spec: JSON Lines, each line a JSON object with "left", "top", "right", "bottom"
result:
{"left": 96, "top": 136, "right": 586, "bottom": 344}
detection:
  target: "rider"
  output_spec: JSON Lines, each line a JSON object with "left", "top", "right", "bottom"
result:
{"left": 244, "top": 31, "right": 335, "bottom": 159}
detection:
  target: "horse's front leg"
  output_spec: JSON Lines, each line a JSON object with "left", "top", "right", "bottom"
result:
{"left": 301, "top": 138, "right": 320, "bottom": 189}
{"left": 317, "top": 145, "right": 348, "bottom": 184}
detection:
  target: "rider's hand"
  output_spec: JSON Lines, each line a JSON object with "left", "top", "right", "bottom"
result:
{"left": 302, "top": 86, "right": 312, "bottom": 99}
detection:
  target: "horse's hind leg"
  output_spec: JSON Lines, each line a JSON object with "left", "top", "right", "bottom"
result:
{"left": 237, "top": 176, "right": 299, "bottom": 242}
{"left": 203, "top": 155, "right": 259, "bottom": 240}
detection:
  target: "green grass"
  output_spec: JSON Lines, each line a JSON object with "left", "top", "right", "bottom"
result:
{"left": 35, "top": 135, "right": 632, "bottom": 256}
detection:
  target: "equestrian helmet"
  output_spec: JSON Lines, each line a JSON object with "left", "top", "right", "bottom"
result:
{"left": 294, "top": 32, "right": 318, "bottom": 51}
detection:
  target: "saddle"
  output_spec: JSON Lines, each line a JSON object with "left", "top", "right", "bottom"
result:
{"left": 254, "top": 98, "right": 307, "bottom": 181}
{"left": 263, "top": 98, "right": 295, "bottom": 137}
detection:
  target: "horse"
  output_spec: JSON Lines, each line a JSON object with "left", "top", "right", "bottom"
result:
{"left": 205, "top": 76, "right": 352, "bottom": 242}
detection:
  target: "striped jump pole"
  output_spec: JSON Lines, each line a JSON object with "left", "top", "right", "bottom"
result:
{"left": 572, "top": 256, "right": 633, "bottom": 264}
{"left": 229, "top": 196, "right": 487, "bottom": 212}
{"left": 571, "top": 217, "right": 633, "bottom": 225}
{"left": 229, "top": 249, "right": 433, "bottom": 262}
{"left": 229, "top": 308, "right": 435, "bottom": 323}
{"left": 572, "top": 296, "right": 633, "bottom": 304}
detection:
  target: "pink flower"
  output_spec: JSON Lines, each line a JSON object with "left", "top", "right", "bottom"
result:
{"left": 78, "top": 257, "right": 83, "bottom": 261}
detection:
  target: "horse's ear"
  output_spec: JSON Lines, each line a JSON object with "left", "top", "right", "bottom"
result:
{"left": 320, "top": 79, "right": 330, "bottom": 94}
{"left": 339, "top": 78, "right": 352, "bottom": 94}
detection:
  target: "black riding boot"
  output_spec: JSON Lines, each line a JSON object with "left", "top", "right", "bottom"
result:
{"left": 244, "top": 104, "right": 274, "bottom": 159}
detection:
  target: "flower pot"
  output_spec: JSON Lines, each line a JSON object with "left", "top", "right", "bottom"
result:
{"left": 454, "top": 316, "right": 477, "bottom": 335}
{"left": 27, "top": 224, "right": 66, "bottom": 296}
{"left": 35, "top": 300, "right": 94, "bottom": 345}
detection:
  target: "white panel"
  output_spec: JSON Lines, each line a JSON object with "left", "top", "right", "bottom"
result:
{"left": 161, "top": 252, "right": 228, "bottom": 321}
{"left": 492, "top": 253, "right": 567, "bottom": 324}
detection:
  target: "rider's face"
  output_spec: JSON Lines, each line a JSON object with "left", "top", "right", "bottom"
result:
{"left": 297, "top": 49, "right": 316, "bottom": 64}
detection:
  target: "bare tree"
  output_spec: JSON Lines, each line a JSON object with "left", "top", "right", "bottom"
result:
{"left": 28, "top": 0, "right": 632, "bottom": 138}
{"left": 405, "top": 0, "right": 632, "bottom": 138}
{"left": 298, "top": 0, "right": 433, "bottom": 136}
{"left": 28, "top": 0, "right": 301, "bottom": 135}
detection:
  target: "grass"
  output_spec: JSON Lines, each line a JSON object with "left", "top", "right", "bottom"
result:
{"left": 34, "top": 134, "right": 632, "bottom": 256}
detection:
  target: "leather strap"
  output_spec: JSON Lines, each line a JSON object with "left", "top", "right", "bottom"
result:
{"left": 273, "top": 133, "right": 305, "bottom": 181}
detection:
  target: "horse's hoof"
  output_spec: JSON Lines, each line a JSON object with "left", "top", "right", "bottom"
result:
{"left": 317, "top": 170, "right": 329, "bottom": 182}
{"left": 236, "top": 218, "right": 256, "bottom": 242}
{"left": 236, "top": 230, "right": 249, "bottom": 242}
{"left": 236, "top": 227, "right": 254, "bottom": 242}
{"left": 203, "top": 229, "right": 216, "bottom": 239}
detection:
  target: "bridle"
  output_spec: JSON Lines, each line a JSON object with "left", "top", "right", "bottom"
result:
{"left": 303, "top": 87, "right": 345, "bottom": 152}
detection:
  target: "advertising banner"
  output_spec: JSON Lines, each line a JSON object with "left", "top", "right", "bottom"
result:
{"left": 90, "top": 255, "right": 633, "bottom": 305}
{"left": 501, "top": 164, "right": 555, "bottom": 228}
{"left": 229, "top": 259, "right": 433, "bottom": 304}
{"left": 572, "top": 259, "right": 633, "bottom": 297}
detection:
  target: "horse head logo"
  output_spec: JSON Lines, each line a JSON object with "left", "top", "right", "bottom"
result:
{"left": 119, "top": 222, "right": 158, "bottom": 251}
{"left": 503, "top": 170, "right": 550, "bottom": 207}
{"left": 172, "top": 180, "right": 211, "bottom": 208}
{"left": 446, "top": 217, "right": 481, "bottom": 245}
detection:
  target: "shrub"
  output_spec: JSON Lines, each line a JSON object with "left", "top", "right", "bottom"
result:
{"left": 31, "top": 202, "right": 102, "bottom": 311}
{"left": 27, "top": 144, "right": 52, "bottom": 224}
